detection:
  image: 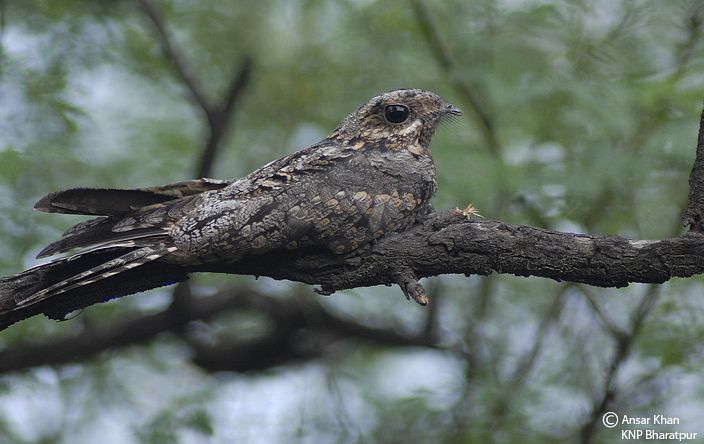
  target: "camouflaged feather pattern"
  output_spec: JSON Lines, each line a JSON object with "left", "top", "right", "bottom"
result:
{"left": 1, "top": 89, "right": 462, "bottom": 313}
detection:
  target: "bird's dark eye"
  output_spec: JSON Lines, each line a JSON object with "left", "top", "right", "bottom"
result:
{"left": 384, "top": 105, "right": 410, "bottom": 123}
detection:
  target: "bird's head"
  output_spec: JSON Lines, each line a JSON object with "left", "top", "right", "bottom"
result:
{"left": 328, "top": 89, "right": 463, "bottom": 154}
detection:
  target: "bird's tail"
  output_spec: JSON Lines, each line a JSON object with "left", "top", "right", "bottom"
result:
{"left": 0, "top": 243, "right": 188, "bottom": 330}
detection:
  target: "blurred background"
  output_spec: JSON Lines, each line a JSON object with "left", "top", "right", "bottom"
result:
{"left": 1, "top": 0, "right": 704, "bottom": 443}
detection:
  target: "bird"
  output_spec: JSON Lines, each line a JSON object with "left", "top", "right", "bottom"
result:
{"left": 0, "top": 89, "right": 462, "bottom": 328}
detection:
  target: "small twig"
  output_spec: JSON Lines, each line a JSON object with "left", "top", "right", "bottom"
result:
{"left": 578, "top": 285, "right": 662, "bottom": 444}
{"left": 410, "top": 0, "right": 500, "bottom": 156}
{"left": 196, "top": 56, "right": 253, "bottom": 178}
{"left": 576, "top": 285, "right": 627, "bottom": 338}
{"left": 420, "top": 279, "right": 442, "bottom": 338}
{"left": 137, "top": 0, "right": 254, "bottom": 178}
{"left": 509, "top": 285, "right": 567, "bottom": 385}
{"left": 137, "top": 0, "right": 215, "bottom": 123}
{"left": 393, "top": 267, "right": 429, "bottom": 305}
{"left": 485, "top": 284, "right": 568, "bottom": 430}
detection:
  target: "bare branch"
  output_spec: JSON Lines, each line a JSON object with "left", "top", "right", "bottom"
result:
{"left": 410, "top": 0, "right": 499, "bottom": 155}
{"left": 137, "top": 0, "right": 215, "bottom": 123}
{"left": 0, "top": 286, "right": 258, "bottom": 373}
{"left": 488, "top": 285, "right": 568, "bottom": 429}
{"left": 578, "top": 285, "right": 662, "bottom": 443}
{"left": 3, "top": 206, "right": 704, "bottom": 332}
{"left": 138, "top": 0, "right": 253, "bottom": 177}
{"left": 191, "top": 296, "right": 439, "bottom": 373}
{"left": 196, "top": 56, "right": 253, "bottom": 178}
{"left": 0, "top": 287, "right": 438, "bottom": 374}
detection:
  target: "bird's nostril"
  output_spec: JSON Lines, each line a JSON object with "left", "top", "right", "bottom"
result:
{"left": 444, "top": 103, "right": 463, "bottom": 116}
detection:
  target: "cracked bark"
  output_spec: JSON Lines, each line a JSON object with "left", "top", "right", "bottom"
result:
{"left": 192, "top": 210, "right": 704, "bottom": 299}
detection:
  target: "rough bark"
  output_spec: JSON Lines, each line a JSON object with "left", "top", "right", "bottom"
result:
{"left": 197, "top": 209, "right": 704, "bottom": 298}
{"left": 683, "top": 105, "right": 704, "bottom": 232}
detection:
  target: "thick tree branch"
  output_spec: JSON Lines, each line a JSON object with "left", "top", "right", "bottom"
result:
{"left": 195, "top": 210, "right": 704, "bottom": 299}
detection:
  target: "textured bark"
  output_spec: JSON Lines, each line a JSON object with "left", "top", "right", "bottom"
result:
{"left": 683, "top": 105, "right": 704, "bottom": 232}
{"left": 199, "top": 210, "right": 704, "bottom": 296}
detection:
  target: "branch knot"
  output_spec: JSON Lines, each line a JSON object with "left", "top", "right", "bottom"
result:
{"left": 393, "top": 267, "right": 429, "bottom": 306}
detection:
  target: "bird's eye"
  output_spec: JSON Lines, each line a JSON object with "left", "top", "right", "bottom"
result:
{"left": 384, "top": 105, "right": 410, "bottom": 124}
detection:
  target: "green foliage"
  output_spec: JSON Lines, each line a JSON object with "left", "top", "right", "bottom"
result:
{"left": 134, "top": 398, "right": 214, "bottom": 444}
{"left": 1, "top": 0, "right": 704, "bottom": 443}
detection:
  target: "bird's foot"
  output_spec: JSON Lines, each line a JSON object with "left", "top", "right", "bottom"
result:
{"left": 452, "top": 203, "right": 483, "bottom": 219}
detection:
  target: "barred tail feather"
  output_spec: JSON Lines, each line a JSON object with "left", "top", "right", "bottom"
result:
{"left": 16, "top": 244, "right": 179, "bottom": 308}
{"left": 0, "top": 244, "right": 188, "bottom": 330}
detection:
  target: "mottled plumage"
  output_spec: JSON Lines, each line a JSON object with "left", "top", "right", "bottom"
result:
{"left": 0, "top": 89, "right": 461, "bottom": 323}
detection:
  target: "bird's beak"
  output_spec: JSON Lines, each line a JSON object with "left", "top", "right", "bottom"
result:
{"left": 443, "top": 103, "right": 463, "bottom": 116}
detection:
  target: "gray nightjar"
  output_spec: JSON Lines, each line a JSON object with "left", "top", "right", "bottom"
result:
{"left": 0, "top": 89, "right": 462, "bottom": 326}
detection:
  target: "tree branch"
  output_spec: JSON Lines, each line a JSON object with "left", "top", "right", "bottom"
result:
{"left": 137, "top": 0, "right": 215, "bottom": 123}
{"left": 410, "top": 0, "right": 499, "bottom": 156}
{"left": 579, "top": 285, "right": 662, "bottom": 443}
{"left": 196, "top": 56, "right": 252, "bottom": 178}
{"left": 193, "top": 210, "right": 704, "bottom": 299}
{"left": 683, "top": 105, "right": 704, "bottom": 232}
{"left": 0, "top": 285, "right": 248, "bottom": 373}
{"left": 137, "top": 0, "right": 253, "bottom": 178}
{"left": 0, "top": 287, "right": 437, "bottom": 374}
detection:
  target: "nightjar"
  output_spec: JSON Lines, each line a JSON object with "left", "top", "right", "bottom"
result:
{"left": 0, "top": 89, "right": 462, "bottom": 327}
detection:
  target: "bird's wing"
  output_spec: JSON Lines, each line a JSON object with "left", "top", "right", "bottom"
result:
{"left": 171, "top": 141, "right": 433, "bottom": 258}
{"left": 35, "top": 191, "right": 205, "bottom": 258}
{"left": 34, "top": 178, "right": 230, "bottom": 216}
{"left": 31, "top": 147, "right": 346, "bottom": 260}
